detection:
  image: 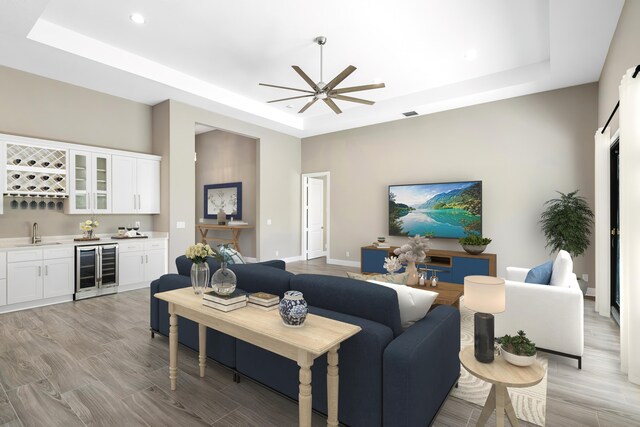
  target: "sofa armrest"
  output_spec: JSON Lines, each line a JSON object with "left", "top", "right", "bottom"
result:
{"left": 383, "top": 306, "right": 460, "bottom": 427}
{"left": 256, "top": 259, "right": 286, "bottom": 270}
{"left": 494, "top": 280, "right": 584, "bottom": 356}
{"left": 506, "top": 266, "right": 530, "bottom": 282}
{"left": 150, "top": 274, "right": 191, "bottom": 332}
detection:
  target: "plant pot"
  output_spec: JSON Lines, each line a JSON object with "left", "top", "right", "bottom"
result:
{"left": 461, "top": 244, "right": 487, "bottom": 255}
{"left": 501, "top": 346, "right": 536, "bottom": 367}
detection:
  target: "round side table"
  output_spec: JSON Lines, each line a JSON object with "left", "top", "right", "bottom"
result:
{"left": 459, "top": 346, "right": 545, "bottom": 427}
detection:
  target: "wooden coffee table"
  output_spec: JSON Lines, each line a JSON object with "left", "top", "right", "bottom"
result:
{"left": 407, "top": 281, "right": 463, "bottom": 308}
{"left": 459, "top": 346, "right": 545, "bottom": 427}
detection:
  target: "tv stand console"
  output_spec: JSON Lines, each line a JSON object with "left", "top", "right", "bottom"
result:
{"left": 360, "top": 246, "right": 496, "bottom": 284}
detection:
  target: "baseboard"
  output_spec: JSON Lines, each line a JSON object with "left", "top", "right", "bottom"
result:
{"left": 327, "top": 258, "right": 360, "bottom": 268}
{"left": 118, "top": 282, "right": 150, "bottom": 292}
{"left": 283, "top": 255, "right": 303, "bottom": 263}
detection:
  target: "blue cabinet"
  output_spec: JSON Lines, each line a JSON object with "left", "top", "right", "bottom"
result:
{"left": 360, "top": 246, "right": 496, "bottom": 284}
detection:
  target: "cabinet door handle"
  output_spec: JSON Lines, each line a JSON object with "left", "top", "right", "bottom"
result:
{"left": 38, "top": 266, "right": 41, "bottom": 277}
{"left": 141, "top": 255, "right": 144, "bottom": 264}
{"left": 133, "top": 194, "right": 137, "bottom": 210}
{"left": 146, "top": 254, "right": 149, "bottom": 264}
{"left": 137, "top": 194, "right": 141, "bottom": 210}
{"left": 45, "top": 265, "right": 48, "bottom": 276}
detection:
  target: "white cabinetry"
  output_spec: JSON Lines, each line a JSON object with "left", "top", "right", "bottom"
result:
{"left": 118, "top": 240, "right": 167, "bottom": 287}
{"left": 68, "top": 150, "right": 111, "bottom": 214}
{"left": 112, "top": 156, "right": 160, "bottom": 214}
{"left": 6, "top": 247, "right": 74, "bottom": 305}
{"left": 0, "top": 252, "right": 7, "bottom": 306}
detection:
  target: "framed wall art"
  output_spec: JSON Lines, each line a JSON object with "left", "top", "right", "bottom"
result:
{"left": 204, "top": 182, "right": 242, "bottom": 220}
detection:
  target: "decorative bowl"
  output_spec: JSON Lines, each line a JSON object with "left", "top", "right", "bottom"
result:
{"left": 377, "top": 236, "right": 386, "bottom": 243}
{"left": 501, "top": 346, "right": 536, "bottom": 366}
{"left": 461, "top": 244, "right": 487, "bottom": 255}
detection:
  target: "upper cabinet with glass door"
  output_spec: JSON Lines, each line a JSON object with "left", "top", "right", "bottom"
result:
{"left": 67, "top": 150, "right": 111, "bottom": 214}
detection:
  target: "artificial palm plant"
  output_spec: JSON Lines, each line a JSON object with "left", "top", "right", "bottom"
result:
{"left": 540, "top": 190, "right": 594, "bottom": 258}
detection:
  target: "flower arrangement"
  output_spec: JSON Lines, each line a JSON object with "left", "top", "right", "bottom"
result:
{"left": 80, "top": 219, "right": 99, "bottom": 232}
{"left": 383, "top": 256, "right": 402, "bottom": 274}
{"left": 185, "top": 243, "right": 227, "bottom": 264}
{"left": 393, "top": 235, "right": 430, "bottom": 263}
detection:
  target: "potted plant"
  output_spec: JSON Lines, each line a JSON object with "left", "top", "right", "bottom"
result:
{"left": 540, "top": 190, "right": 594, "bottom": 258}
{"left": 458, "top": 235, "right": 492, "bottom": 255}
{"left": 497, "top": 330, "right": 537, "bottom": 366}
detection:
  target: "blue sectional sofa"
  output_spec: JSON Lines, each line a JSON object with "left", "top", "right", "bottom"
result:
{"left": 150, "top": 256, "right": 461, "bottom": 427}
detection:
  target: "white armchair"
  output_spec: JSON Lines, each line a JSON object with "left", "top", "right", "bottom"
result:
{"left": 494, "top": 259, "right": 584, "bottom": 369}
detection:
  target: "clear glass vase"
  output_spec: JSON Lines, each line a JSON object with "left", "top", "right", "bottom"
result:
{"left": 190, "top": 262, "right": 209, "bottom": 295}
{"left": 405, "top": 261, "right": 419, "bottom": 285}
{"left": 212, "top": 262, "right": 237, "bottom": 295}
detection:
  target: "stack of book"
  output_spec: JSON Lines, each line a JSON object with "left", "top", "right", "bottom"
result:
{"left": 247, "top": 292, "right": 279, "bottom": 311}
{"left": 202, "top": 289, "right": 248, "bottom": 312}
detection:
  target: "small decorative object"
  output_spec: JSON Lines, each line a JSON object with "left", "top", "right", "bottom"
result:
{"left": 217, "top": 208, "right": 227, "bottom": 225}
{"left": 540, "top": 190, "right": 594, "bottom": 258}
{"left": 79, "top": 218, "right": 99, "bottom": 239}
{"left": 393, "top": 235, "right": 430, "bottom": 285}
{"left": 211, "top": 262, "right": 237, "bottom": 295}
{"left": 497, "top": 330, "right": 537, "bottom": 367}
{"left": 383, "top": 256, "right": 402, "bottom": 275}
{"left": 185, "top": 243, "right": 215, "bottom": 295}
{"left": 279, "top": 291, "right": 308, "bottom": 327}
{"left": 459, "top": 235, "right": 492, "bottom": 255}
{"left": 204, "top": 182, "right": 242, "bottom": 220}
{"left": 377, "top": 236, "right": 386, "bottom": 243}
{"left": 430, "top": 270, "right": 439, "bottom": 287}
{"left": 464, "top": 275, "right": 506, "bottom": 363}
{"left": 419, "top": 272, "right": 426, "bottom": 286}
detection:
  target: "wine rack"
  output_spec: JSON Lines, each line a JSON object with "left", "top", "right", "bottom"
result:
{"left": 4, "top": 143, "right": 68, "bottom": 197}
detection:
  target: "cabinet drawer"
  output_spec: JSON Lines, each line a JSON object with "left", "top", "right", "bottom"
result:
{"left": 0, "top": 252, "right": 5, "bottom": 279}
{"left": 8, "top": 249, "right": 43, "bottom": 263}
{"left": 44, "top": 246, "right": 74, "bottom": 260}
{"left": 118, "top": 242, "right": 145, "bottom": 253}
{"left": 144, "top": 240, "right": 166, "bottom": 251}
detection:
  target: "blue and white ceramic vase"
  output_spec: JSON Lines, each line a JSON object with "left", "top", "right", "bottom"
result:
{"left": 279, "top": 291, "right": 308, "bottom": 328}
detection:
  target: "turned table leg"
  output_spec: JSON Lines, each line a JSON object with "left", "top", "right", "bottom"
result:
{"left": 298, "top": 351, "right": 313, "bottom": 427}
{"left": 198, "top": 324, "right": 207, "bottom": 378}
{"left": 169, "top": 304, "right": 178, "bottom": 391}
{"left": 327, "top": 345, "right": 340, "bottom": 427}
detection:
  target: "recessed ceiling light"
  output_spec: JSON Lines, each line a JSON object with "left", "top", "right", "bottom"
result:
{"left": 463, "top": 49, "right": 478, "bottom": 61}
{"left": 130, "top": 13, "right": 145, "bottom": 24}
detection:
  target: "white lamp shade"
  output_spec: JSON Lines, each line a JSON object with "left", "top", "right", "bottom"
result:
{"left": 464, "top": 275, "right": 505, "bottom": 314}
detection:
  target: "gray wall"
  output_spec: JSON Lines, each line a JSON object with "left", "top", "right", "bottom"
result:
{"left": 152, "top": 100, "right": 301, "bottom": 271}
{"left": 598, "top": 0, "right": 640, "bottom": 130}
{"left": 195, "top": 130, "right": 257, "bottom": 257}
{"left": 0, "top": 65, "right": 155, "bottom": 237}
{"left": 302, "top": 83, "right": 598, "bottom": 281}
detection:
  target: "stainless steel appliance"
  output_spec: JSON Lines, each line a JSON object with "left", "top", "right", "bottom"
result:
{"left": 75, "top": 244, "right": 119, "bottom": 300}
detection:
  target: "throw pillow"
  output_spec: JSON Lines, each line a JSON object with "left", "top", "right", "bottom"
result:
{"left": 549, "top": 250, "right": 573, "bottom": 287}
{"left": 346, "top": 271, "right": 408, "bottom": 285}
{"left": 366, "top": 280, "right": 437, "bottom": 329}
{"left": 218, "top": 246, "right": 246, "bottom": 265}
{"left": 524, "top": 260, "right": 553, "bottom": 285}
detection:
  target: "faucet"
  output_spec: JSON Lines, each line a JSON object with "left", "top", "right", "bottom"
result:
{"left": 32, "top": 222, "right": 41, "bottom": 245}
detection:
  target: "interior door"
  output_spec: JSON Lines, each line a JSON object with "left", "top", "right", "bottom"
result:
{"left": 610, "top": 140, "right": 620, "bottom": 313}
{"left": 305, "top": 177, "right": 325, "bottom": 260}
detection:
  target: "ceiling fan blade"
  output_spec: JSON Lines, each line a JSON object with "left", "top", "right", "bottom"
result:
{"left": 267, "top": 95, "right": 314, "bottom": 103}
{"left": 331, "top": 94, "right": 375, "bottom": 105}
{"left": 323, "top": 98, "right": 342, "bottom": 114}
{"left": 323, "top": 65, "right": 357, "bottom": 91}
{"left": 259, "top": 83, "right": 314, "bottom": 94}
{"left": 330, "top": 83, "right": 386, "bottom": 94}
{"left": 292, "top": 66, "right": 319, "bottom": 91}
{"left": 298, "top": 98, "right": 318, "bottom": 113}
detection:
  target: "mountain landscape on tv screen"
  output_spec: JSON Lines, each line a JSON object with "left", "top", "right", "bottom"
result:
{"left": 389, "top": 182, "right": 481, "bottom": 238}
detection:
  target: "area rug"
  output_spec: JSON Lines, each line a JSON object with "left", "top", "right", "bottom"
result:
{"left": 450, "top": 298, "right": 548, "bottom": 426}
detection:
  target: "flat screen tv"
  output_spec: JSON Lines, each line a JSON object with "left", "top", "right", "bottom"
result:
{"left": 388, "top": 181, "right": 482, "bottom": 239}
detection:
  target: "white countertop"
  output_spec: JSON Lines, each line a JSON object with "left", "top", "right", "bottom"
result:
{"left": 0, "top": 231, "right": 168, "bottom": 250}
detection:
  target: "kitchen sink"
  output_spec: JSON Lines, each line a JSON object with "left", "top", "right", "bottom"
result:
{"left": 15, "top": 242, "right": 63, "bottom": 247}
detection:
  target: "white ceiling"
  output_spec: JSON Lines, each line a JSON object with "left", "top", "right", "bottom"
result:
{"left": 0, "top": 0, "right": 624, "bottom": 138}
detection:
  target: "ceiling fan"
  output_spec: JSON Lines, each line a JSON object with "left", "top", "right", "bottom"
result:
{"left": 259, "top": 36, "right": 385, "bottom": 114}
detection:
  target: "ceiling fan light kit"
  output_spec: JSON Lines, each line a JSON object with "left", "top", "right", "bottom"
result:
{"left": 259, "top": 36, "right": 385, "bottom": 114}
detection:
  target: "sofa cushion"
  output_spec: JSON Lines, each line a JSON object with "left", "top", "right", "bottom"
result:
{"left": 549, "top": 250, "right": 573, "bottom": 287}
{"left": 175, "top": 255, "right": 286, "bottom": 276}
{"left": 228, "top": 263, "right": 293, "bottom": 297}
{"left": 219, "top": 246, "right": 246, "bottom": 264}
{"left": 367, "top": 280, "right": 437, "bottom": 329}
{"left": 524, "top": 260, "right": 553, "bottom": 285}
{"left": 347, "top": 271, "right": 408, "bottom": 285}
{"left": 290, "top": 274, "right": 403, "bottom": 337}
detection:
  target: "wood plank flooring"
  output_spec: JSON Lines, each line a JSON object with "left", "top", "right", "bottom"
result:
{"left": 0, "top": 257, "right": 636, "bottom": 427}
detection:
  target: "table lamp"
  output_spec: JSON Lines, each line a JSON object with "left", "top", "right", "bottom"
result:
{"left": 464, "top": 275, "right": 505, "bottom": 363}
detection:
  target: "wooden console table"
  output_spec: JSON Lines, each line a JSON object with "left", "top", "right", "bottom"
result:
{"left": 154, "top": 288, "right": 361, "bottom": 427}
{"left": 407, "top": 281, "right": 464, "bottom": 309}
{"left": 197, "top": 224, "right": 253, "bottom": 253}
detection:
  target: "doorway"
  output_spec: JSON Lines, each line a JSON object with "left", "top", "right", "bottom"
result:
{"left": 301, "top": 172, "right": 330, "bottom": 261}
{"left": 610, "top": 139, "right": 620, "bottom": 319}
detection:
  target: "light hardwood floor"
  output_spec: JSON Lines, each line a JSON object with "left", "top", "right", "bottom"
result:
{"left": 0, "top": 258, "right": 637, "bottom": 427}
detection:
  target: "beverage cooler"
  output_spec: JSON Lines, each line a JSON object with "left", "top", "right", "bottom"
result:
{"left": 75, "top": 244, "right": 119, "bottom": 300}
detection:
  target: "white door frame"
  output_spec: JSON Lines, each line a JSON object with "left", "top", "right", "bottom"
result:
{"left": 301, "top": 172, "right": 330, "bottom": 260}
